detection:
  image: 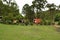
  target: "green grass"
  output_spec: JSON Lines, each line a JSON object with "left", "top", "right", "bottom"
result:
{"left": 0, "top": 24, "right": 60, "bottom": 40}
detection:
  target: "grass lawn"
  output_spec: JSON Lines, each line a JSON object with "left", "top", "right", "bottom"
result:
{"left": 0, "top": 24, "right": 60, "bottom": 40}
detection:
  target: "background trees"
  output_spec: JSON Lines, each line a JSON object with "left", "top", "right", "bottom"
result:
{"left": 22, "top": 0, "right": 60, "bottom": 25}
{"left": 0, "top": 0, "right": 60, "bottom": 25}
{"left": 32, "top": 0, "right": 47, "bottom": 18}
{"left": 0, "top": 0, "right": 22, "bottom": 24}
{"left": 22, "top": 0, "right": 47, "bottom": 24}
{"left": 46, "top": 3, "right": 56, "bottom": 24}
{"left": 22, "top": 4, "right": 35, "bottom": 24}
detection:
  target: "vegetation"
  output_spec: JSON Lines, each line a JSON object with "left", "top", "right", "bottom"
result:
{"left": 0, "top": 0, "right": 60, "bottom": 40}
{"left": 0, "top": 0, "right": 60, "bottom": 25}
{"left": 0, "top": 0, "right": 23, "bottom": 24}
{"left": 22, "top": 0, "right": 60, "bottom": 25}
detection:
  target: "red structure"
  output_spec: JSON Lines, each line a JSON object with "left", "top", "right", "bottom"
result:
{"left": 34, "top": 18, "right": 41, "bottom": 24}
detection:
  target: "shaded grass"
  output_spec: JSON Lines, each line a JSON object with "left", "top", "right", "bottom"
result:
{"left": 0, "top": 24, "right": 60, "bottom": 40}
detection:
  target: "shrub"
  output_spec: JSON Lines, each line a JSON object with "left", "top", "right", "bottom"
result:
{"left": 40, "top": 20, "right": 45, "bottom": 25}
{"left": 40, "top": 20, "right": 51, "bottom": 25}
{"left": 58, "top": 21, "right": 60, "bottom": 25}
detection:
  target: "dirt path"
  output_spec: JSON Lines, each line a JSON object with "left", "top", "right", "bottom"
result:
{"left": 54, "top": 25, "right": 60, "bottom": 32}
{"left": 54, "top": 25, "right": 60, "bottom": 27}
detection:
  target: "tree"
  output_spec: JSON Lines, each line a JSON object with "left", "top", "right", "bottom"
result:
{"left": 46, "top": 3, "right": 56, "bottom": 24}
{"left": 0, "top": 0, "right": 3, "bottom": 16}
{"left": 22, "top": 4, "right": 35, "bottom": 23}
{"left": 58, "top": 5, "right": 60, "bottom": 10}
{"left": 32, "top": 0, "right": 47, "bottom": 18}
{"left": 3, "top": 0, "right": 19, "bottom": 17}
{"left": 0, "top": 0, "right": 21, "bottom": 24}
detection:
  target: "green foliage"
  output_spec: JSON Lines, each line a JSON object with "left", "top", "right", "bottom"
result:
{"left": 46, "top": 3, "right": 56, "bottom": 24}
{"left": 40, "top": 20, "right": 51, "bottom": 25}
{"left": 58, "top": 20, "right": 60, "bottom": 25}
{"left": 32, "top": 0, "right": 47, "bottom": 18}
{"left": 15, "top": 15, "right": 23, "bottom": 20}
{"left": 0, "top": 0, "right": 60, "bottom": 25}
{"left": 22, "top": 0, "right": 47, "bottom": 24}
{"left": 55, "top": 13, "right": 60, "bottom": 21}
{"left": 22, "top": 4, "right": 35, "bottom": 22}
{"left": 0, "top": 0, "right": 22, "bottom": 24}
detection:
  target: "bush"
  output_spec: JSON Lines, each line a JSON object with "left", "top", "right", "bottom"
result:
{"left": 1, "top": 15, "right": 20, "bottom": 24}
{"left": 58, "top": 21, "right": 60, "bottom": 25}
{"left": 40, "top": 20, "right": 51, "bottom": 25}
{"left": 29, "top": 22, "right": 33, "bottom": 25}
{"left": 2, "top": 19, "right": 13, "bottom": 24}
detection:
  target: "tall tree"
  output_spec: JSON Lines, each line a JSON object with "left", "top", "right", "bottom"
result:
{"left": 58, "top": 5, "right": 60, "bottom": 10}
{"left": 0, "top": 0, "right": 3, "bottom": 16}
{"left": 22, "top": 4, "right": 35, "bottom": 22}
{"left": 46, "top": 3, "right": 56, "bottom": 24}
{"left": 32, "top": 0, "right": 47, "bottom": 18}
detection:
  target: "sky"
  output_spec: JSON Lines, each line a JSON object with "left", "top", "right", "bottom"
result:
{"left": 15, "top": 0, "right": 60, "bottom": 13}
